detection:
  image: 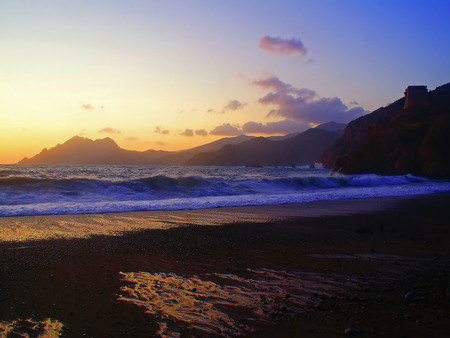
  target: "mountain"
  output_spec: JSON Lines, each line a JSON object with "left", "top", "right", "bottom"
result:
{"left": 18, "top": 136, "right": 171, "bottom": 165}
{"left": 153, "top": 135, "right": 255, "bottom": 165}
{"left": 320, "top": 82, "right": 450, "bottom": 177}
{"left": 17, "top": 124, "right": 340, "bottom": 166}
{"left": 185, "top": 128, "right": 342, "bottom": 167}
{"left": 315, "top": 121, "right": 346, "bottom": 134}
{"left": 185, "top": 135, "right": 255, "bottom": 153}
{"left": 267, "top": 132, "right": 301, "bottom": 141}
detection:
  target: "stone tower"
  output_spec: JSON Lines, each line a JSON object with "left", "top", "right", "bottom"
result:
{"left": 404, "top": 85, "right": 428, "bottom": 108}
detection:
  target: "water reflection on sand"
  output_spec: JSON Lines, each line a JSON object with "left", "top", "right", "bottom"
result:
{"left": 118, "top": 269, "right": 358, "bottom": 337}
{"left": 0, "top": 318, "right": 64, "bottom": 338}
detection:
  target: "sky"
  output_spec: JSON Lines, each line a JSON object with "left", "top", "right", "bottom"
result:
{"left": 1, "top": 0, "right": 450, "bottom": 163}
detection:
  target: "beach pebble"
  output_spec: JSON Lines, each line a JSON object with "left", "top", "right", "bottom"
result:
{"left": 345, "top": 327, "right": 356, "bottom": 336}
{"left": 405, "top": 292, "right": 415, "bottom": 301}
{"left": 413, "top": 296, "right": 422, "bottom": 303}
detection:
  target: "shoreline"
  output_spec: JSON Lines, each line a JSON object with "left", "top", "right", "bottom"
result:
{"left": 1, "top": 194, "right": 450, "bottom": 337}
{"left": 0, "top": 193, "right": 447, "bottom": 243}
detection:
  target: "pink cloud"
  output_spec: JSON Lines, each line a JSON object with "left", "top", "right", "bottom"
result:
{"left": 258, "top": 36, "right": 307, "bottom": 57}
{"left": 195, "top": 129, "right": 208, "bottom": 136}
{"left": 242, "top": 119, "right": 310, "bottom": 134}
{"left": 224, "top": 100, "right": 247, "bottom": 111}
{"left": 98, "top": 128, "right": 121, "bottom": 134}
{"left": 253, "top": 76, "right": 365, "bottom": 124}
{"left": 253, "top": 76, "right": 317, "bottom": 101}
{"left": 180, "top": 129, "right": 194, "bottom": 137}
{"left": 210, "top": 123, "right": 244, "bottom": 136}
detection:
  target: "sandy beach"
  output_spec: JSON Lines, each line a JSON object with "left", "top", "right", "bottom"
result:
{"left": 1, "top": 194, "right": 450, "bottom": 337}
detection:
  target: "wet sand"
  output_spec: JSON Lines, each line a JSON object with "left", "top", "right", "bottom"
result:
{"left": 1, "top": 194, "right": 450, "bottom": 337}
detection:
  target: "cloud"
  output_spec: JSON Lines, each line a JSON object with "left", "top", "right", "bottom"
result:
{"left": 98, "top": 128, "right": 121, "bottom": 134}
{"left": 195, "top": 129, "right": 208, "bottom": 136}
{"left": 253, "top": 76, "right": 365, "bottom": 124}
{"left": 81, "top": 104, "right": 94, "bottom": 110}
{"left": 207, "top": 108, "right": 225, "bottom": 114}
{"left": 210, "top": 123, "right": 244, "bottom": 136}
{"left": 208, "top": 119, "right": 310, "bottom": 137}
{"left": 125, "top": 137, "right": 138, "bottom": 141}
{"left": 224, "top": 100, "right": 247, "bottom": 111}
{"left": 155, "top": 126, "right": 170, "bottom": 135}
{"left": 242, "top": 119, "right": 311, "bottom": 135}
{"left": 156, "top": 141, "right": 168, "bottom": 146}
{"left": 350, "top": 101, "right": 359, "bottom": 105}
{"left": 253, "top": 76, "right": 317, "bottom": 100}
{"left": 180, "top": 129, "right": 194, "bottom": 137}
{"left": 258, "top": 36, "right": 307, "bottom": 57}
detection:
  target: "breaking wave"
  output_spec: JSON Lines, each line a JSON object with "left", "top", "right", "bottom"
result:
{"left": 0, "top": 164, "right": 449, "bottom": 216}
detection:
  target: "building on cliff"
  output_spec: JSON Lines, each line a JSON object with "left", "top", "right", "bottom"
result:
{"left": 404, "top": 85, "right": 428, "bottom": 108}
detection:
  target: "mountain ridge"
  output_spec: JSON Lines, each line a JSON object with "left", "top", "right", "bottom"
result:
{"left": 186, "top": 128, "right": 342, "bottom": 167}
{"left": 18, "top": 121, "right": 345, "bottom": 166}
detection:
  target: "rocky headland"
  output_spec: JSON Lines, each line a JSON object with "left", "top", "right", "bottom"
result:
{"left": 320, "top": 82, "right": 450, "bottom": 178}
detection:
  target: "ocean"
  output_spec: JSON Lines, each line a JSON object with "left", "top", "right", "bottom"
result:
{"left": 1, "top": 164, "right": 450, "bottom": 217}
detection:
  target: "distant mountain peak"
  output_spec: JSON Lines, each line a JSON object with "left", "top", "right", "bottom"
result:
{"left": 94, "top": 137, "right": 120, "bottom": 148}
{"left": 18, "top": 136, "right": 129, "bottom": 165}
{"left": 315, "top": 121, "right": 346, "bottom": 133}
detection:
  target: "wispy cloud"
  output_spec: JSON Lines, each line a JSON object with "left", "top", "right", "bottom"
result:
{"left": 156, "top": 141, "right": 168, "bottom": 146}
{"left": 155, "top": 126, "right": 170, "bottom": 135}
{"left": 125, "top": 137, "right": 138, "bottom": 141}
{"left": 180, "top": 129, "right": 194, "bottom": 137}
{"left": 253, "top": 76, "right": 365, "bottom": 124}
{"left": 195, "top": 129, "right": 208, "bottom": 136}
{"left": 258, "top": 36, "right": 307, "bottom": 57}
{"left": 253, "top": 76, "right": 317, "bottom": 99}
{"left": 210, "top": 123, "right": 244, "bottom": 136}
{"left": 81, "top": 103, "right": 104, "bottom": 110}
{"left": 207, "top": 108, "right": 225, "bottom": 114}
{"left": 224, "top": 100, "right": 247, "bottom": 111}
{"left": 98, "top": 128, "right": 121, "bottom": 134}
{"left": 81, "top": 104, "right": 94, "bottom": 110}
{"left": 209, "top": 119, "right": 310, "bottom": 136}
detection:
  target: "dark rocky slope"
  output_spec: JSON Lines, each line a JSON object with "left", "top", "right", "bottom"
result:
{"left": 320, "top": 82, "right": 450, "bottom": 177}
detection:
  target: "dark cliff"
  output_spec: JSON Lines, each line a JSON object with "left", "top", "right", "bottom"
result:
{"left": 320, "top": 82, "right": 450, "bottom": 177}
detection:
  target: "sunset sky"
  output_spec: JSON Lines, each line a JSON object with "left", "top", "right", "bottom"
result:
{"left": 1, "top": 0, "right": 450, "bottom": 163}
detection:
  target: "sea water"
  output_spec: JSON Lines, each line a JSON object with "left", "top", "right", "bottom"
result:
{"left": 1, "top": 164, "right": 449, "bottom": 217}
